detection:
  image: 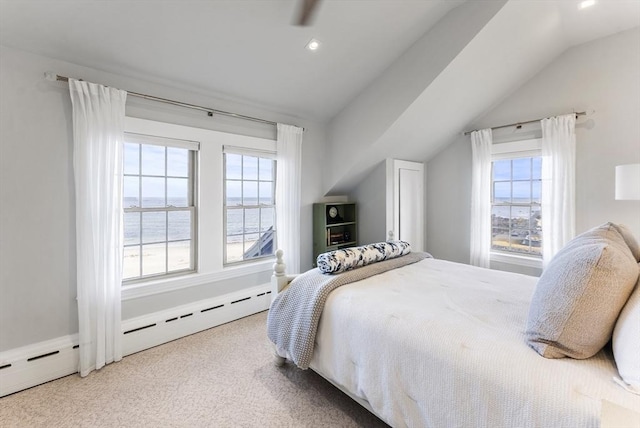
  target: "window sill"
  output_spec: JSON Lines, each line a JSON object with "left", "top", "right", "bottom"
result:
{"left": 121, "top": 258, "right": 275, "bottom": 301}
{"left": 490, "top": 252, "right": 542, "bottom": 269}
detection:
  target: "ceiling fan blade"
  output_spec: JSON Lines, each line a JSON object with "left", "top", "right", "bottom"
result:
{"left": 295, "top": 0, "right": 321, "bottom": 26}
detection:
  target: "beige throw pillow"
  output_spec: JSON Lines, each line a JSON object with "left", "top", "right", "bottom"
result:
{"left": 526, "top": 222, "right": 639, "bottom": 359}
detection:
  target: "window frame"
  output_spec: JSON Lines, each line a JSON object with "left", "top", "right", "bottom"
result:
{"left": 490, "top": 138, "right": 543, "bottom": 267}
{"left": 122, "top": 132, "right": 199, "bottom": 284}
{"left": 222, "top": 146, "right": 277, "bottom": 266}
{"left": 121, "top": 117, "right": 277, "bottom": 301}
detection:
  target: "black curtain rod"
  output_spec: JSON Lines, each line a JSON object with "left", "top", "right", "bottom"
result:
{"left": 463, "top": 111, "right": 586, "bottom": 136}
{"left": 46, "top": 72, "right": 299, "bottom": 129}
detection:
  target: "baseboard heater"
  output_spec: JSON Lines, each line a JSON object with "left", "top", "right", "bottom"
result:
{"left": 0, "top": 283, "right": 271, "bottom": 397}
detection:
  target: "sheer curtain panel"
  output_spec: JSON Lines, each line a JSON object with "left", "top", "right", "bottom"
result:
{"left": 470, "top": 129, "right": 493, "bottom": 268}
{"left": 69, "top": 79, "right": 127, "bottom": 377}
{"left": 275, "top": 124, "right": 303, "bottom": 274}
{"left": 541, "top": 114, "right": 576, "bottom": 268}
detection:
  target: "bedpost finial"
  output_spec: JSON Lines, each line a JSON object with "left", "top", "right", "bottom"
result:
{"left": 273, "top": 249, "right": 286, "bottom": 276}
{"left": 387, "top": 230, "right": 395, "bottom": 241}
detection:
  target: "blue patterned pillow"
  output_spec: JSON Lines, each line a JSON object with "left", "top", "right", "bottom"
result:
{"left": 316, "top": 241, "right": 412, "bottom": 274}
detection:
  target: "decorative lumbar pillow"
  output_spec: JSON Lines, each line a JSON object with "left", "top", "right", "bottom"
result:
{"left": 526, "top": 222, "right": 639, "bottom": 359}
{"left": 316, "top": 241, "right": 411, "bottom": 274}
{"left": 612, "top": 269, "right": 640, "bottom": 393}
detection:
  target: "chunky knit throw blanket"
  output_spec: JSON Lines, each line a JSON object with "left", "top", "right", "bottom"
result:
{"left": 267, "top": 252, "right": 432, "bottom": 369}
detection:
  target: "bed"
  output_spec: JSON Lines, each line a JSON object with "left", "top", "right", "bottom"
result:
{"left": 267, "top": 225, "right": 640, "bottom": 427}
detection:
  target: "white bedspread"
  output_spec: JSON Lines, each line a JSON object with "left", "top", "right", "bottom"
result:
{"left": 308, "top": 258, "right": 640, "bottom": 428}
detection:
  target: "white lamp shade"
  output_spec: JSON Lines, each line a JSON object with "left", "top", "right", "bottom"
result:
{"left": 615, "top": 164, "right": 640, "bottom": 200}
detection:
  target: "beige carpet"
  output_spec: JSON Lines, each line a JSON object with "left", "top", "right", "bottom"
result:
{"left": 0, "top": 311, "right": 389, "bottom": 427}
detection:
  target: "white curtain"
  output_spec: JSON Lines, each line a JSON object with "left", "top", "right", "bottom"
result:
{"left": 69, "top": 79, "right": 127, "bottom": 377}
{"left": 541, "top": 114, "right": 576, "bottom": 268}
{"left": 470, "top": 129, "right": 493, "bottom": 268}
{"left": 275, "top": 124, "right": 303, "bottom": 274}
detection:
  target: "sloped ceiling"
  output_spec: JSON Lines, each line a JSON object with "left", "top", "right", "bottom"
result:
{"left": 0, "top": 0, "right": 462, "bottom": 120}
{"left": 1, "top": 0, "right": 638, "bottom": 195}
{"left": 324, "top": 0, "right": 640, "bottom": 195}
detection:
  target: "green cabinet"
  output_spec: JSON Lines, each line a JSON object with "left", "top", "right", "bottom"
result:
{"left": 312, "top": 203, "right": 357, "bottom": 265}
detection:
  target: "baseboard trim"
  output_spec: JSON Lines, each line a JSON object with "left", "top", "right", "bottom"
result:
{"left": 121, "top": 283, "right": 271, "bottom": 356}
{"left": 0, "top": 335, "right": 79, "bottom": 397}
{"left": 0, "top": 283, "right": 271, "bottom": 397}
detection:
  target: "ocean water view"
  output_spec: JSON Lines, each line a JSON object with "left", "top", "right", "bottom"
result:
{"left": 491, "top": 198, "right": 541, "bottom": 224}
{"left": 123, "top": 197, "right": 192, "bottom": 245}
{"left": 123, "top": 197, "right": 274, "bottom": 244}
{"left": 122, "top": 196, "right": 275, "bottom": 279}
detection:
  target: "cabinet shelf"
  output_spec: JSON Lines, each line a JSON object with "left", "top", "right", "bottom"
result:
{"left": 327, "top": 241, "right": 357, "bottom": 249}
{"left": 326, "top": 221, "right": 356, "bottom": 227}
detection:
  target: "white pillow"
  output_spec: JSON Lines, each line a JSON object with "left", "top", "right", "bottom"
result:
{"left": 613, "top": 269, "right": 640, "bottom": 393}
{"left": 614, "top": 223, "right": 640, "bottom": 262}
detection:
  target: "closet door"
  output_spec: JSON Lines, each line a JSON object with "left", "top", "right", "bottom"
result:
{"left": 387, "top": 159, "right": 424, "bottom": 251}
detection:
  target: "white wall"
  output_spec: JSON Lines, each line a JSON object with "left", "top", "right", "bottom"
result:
{"left": 0, "top": 45, "right": 327, "bottom": 351}
{"left": 349, "top": 161, "right": 388, "bottom": 245}
{"left": 426, "top": 28, "right": 640, "bottom": 273}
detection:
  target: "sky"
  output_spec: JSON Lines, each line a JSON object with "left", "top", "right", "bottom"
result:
{"left": 123, "top": 143, "right": 188, "bottom": 206}
{"left": 492, "top": 157, "right": 541, "bottom": 202}
{"left": 123, "top": 144, "right": 274, "bottom": 207}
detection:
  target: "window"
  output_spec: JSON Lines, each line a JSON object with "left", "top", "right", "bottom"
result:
{"left": 122, "top": 133, "right": 198, "bottom": 282}
{"left": 224, "top": 149, "right": 276, "bottom": 264}
{"left": 121, "top": 117, "right": 278, "bottom": 298}
{"left": 491, "top": 139, "right": 542, "bottom": 258}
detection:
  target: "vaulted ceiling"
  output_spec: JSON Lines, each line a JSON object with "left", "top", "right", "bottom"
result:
{"left": 1, "top": 0, "right": 639, "bottom": 194}
{"left": 0, "top": 0, "right": 463, "bottom": 120}
{"left": 322, "top": 0, "right": 640, "bottom": 194}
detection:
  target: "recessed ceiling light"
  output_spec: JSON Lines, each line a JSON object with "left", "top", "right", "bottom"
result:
{"left": 579, "top": 0, "right": 596, "bottom": 9}
{"left": 305, "top": 38, "right": 321, "bottom": 52}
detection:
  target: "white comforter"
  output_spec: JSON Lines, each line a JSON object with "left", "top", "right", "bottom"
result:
{"left": 308, "top": 258, "right": 640, "bottom": 428}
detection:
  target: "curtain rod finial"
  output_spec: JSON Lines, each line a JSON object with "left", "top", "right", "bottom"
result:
{"left": 44, "top": 71, "right": 58, "bottom": 82}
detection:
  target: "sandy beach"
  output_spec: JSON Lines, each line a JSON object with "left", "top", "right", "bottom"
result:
{"left": 123, "top": 240, "right": 255, "bottom": 279}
